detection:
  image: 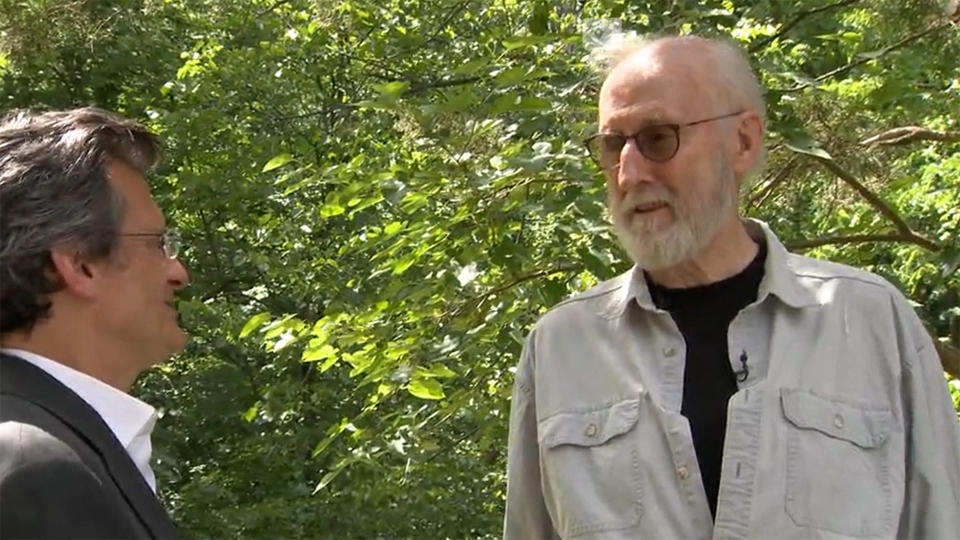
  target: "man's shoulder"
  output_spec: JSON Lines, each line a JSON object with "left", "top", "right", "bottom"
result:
{"left": 784, "top": 252, "right": 919, "bottom": 317}
{"left": 0, "top": 416, "right": 138, "bottom": 539}
{"left": 787, "top": 252, "right": 898, "bottom": 293}
{"left": 533, "top": 270, "right": 632, "bottom": 330}
{"left": 0, "top": 392, "right": 98, "bottom": 468}
{"left": 0, "top": 408, "right": 87, "bottom": 474}
{"left": 0, "top": 379, "right": 68, "bottom": 425}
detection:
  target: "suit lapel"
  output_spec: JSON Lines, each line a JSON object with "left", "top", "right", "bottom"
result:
{"left": 0, "top": 354, "right": 180, "bottom": 539}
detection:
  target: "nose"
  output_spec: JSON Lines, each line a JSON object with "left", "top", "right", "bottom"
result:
{"left": 167, "top": 257, "right": 190, "bottom": 289}
{"left": 616, "top": 139, "right": 656, "bottom": 192}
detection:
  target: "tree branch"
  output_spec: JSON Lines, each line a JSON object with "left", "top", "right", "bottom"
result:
{"left": 271, "top": 103, "right": 357, "bottom": 122}
{"left": 786, "top": 233, "right": 934, "bottom": 251}
{"left": 405, "top": 75, "right": 484, "bottom": 96}
{"left": 422, "top": 426, "right": 481, "bottom": 464}
{"left": 748, "top": 0, "right": 862, "bottom": 53}
{"left": 445, "top": 264, "right": 583, "bottom": 322}
{"left": 953, "top": 316, "right": 959, "bottom": 348}
{"left": 933, "top": 339, "right": 960, "bottom": 379}
{"left": 808, "top": 155, "right": 941, "bottom": 251}
{"left": 424, "top": 0, "right": 473, "bottom": 46}
{"left": 338, "top": 52, "right": 408, "bottom": 80}
{"left": 475, "top": 264, "right": 582, "bottom": 304}
{"left": 255, "top": 0, "right": 291, "bottom": 17}
{"left": 860, "top": 126, "right": 960, "bottom": 146}
{"left": 781, "top": 21, "right": 951, "bottom": 92}
{"left": 747, "top": 155, "right": 799, "bottom": 209}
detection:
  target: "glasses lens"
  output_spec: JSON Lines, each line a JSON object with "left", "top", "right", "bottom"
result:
{"left": 588, "top": 134, "right": 626, "bottom": 169}
{"left": 163, "top": 229, "right": 181, "bottom": 259}
{"left": 638, "top": 125, "right": 679, "bottom": 162}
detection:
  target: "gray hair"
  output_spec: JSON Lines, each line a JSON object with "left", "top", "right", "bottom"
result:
{"left": 591, "top": 33, "right": 768, "bottom": 184}
{"left": 0, "top": 107, "right": 161, "bottom": 334}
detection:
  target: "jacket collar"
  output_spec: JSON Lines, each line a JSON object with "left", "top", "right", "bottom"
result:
{"left": 599, "top": 218, "right": 819, "bottom": 318}
{"left": 0, "top": 353, "right": 180, "bottom": 539}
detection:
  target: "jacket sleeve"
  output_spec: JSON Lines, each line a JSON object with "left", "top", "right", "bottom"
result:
{"left": 897, "top": 316, "right": 960, "bottom": 538}
{"left": 503, "top": 332, "right": 559, "bottom": 540}
{"left": 0, "top": 423, "right": 136, "bottom": 539}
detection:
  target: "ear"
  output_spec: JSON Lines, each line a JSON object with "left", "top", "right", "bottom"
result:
{"left": 49, "top": 246, "right": 100, "bottom": 299}
{"left": 731, "top": 112, "right": 764, "bottom": 179}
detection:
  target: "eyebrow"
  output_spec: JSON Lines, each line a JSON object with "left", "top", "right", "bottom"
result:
{"left": 600, "top": 108, "right": 677, "bottom": 133}
{"left": 598, "top": 121, "right": 674, "bottom": 135}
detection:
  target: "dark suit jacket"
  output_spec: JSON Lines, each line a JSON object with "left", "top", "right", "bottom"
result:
{"left": 0, "top": 353, "right": 180, "bottom": 539}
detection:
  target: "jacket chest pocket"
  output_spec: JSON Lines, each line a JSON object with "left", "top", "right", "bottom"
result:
{"left": 780, "top": 388, "right": 895, "bottom": 537}
{"left": 538, "top": 396, "right": 643, "bottom": 538}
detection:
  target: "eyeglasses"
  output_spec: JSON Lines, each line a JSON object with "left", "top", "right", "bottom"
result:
{"left": 116, "top": 228, "right": 182, "bottom": 259}
{"left": 584, "top": 110, "right": 744, "bottom": 169}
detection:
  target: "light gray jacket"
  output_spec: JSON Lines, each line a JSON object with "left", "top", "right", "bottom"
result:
{"left": 504, "top": 219, "right": 960, "bottom": 540}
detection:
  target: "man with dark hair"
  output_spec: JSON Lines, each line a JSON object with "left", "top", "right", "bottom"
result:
{"left": 0, "top": 107, "right": 187, "bottom": 538}
{"left": 504, "top": 35, "right": 960, "bottom": 539}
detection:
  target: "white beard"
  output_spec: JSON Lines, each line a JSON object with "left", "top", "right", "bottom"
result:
{"left": 610, "top": 155, "right": 737, "bottom": 271}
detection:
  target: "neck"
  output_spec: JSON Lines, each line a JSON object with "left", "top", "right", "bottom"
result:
{"left": 2, "top": 322, "right": 138, "bottom": 392}
{"left": 646, "top": 217, "right": 758, "bottom": 289}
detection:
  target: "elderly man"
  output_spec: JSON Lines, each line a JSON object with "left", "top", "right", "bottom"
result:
{"left": 0, "top": 108, "right": 187, "bottom": 538}
{"left": 504, "top": 35, "right": 960, "bottom": 539}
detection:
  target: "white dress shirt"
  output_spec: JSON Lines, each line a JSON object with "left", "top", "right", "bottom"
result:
{"left": 1, "top": 348, "right": 158, "bottom": 492}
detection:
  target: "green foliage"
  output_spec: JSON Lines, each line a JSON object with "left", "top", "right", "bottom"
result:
{"left": 3, "top": 0, "right": 958, "bottom": 537}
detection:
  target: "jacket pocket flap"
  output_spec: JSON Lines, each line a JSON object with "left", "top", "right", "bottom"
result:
{"left": 780, "top": 388, "right": 892, "bottom": 448}
{"left": 539, "top": 397, "right": 640, "bottom": 449}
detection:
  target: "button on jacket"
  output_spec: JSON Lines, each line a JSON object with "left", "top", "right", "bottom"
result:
{"left": 504, "top": 219, "right": 960, "bottom": 540}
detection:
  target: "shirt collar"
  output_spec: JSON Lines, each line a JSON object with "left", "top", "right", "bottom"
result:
{"left": 598, "top": 218, "right": 818, "bottom": 318}
{"left": 0, "top": 348, "right": 157, "bottom": 449}
{"left": 746, "top": 218, "right": 819, "bottom": 309}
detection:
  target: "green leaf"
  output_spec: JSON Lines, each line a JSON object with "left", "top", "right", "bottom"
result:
{"left": 414, "top": 364, "right": 457, "bottom": 379}
{"left": 344, "top": 350, "right": 375, "bottom": 377}
{"left": 490, "top": 94, "right": 551, "bottom": 115}
{"left": 262, "top": 153, "right": 292, "bottom": 172}
{"left": 529, "top": 1, "right": 549, "bottom": 35}
{"left": 312, "top": 457, "right": 358, "bottom": 494}
{"left": 261, "top": 315, "right": 305, "bottom": 339}
{"left": 372, "top": 81, "right": 410, "bottom": 98}
{"left": 320, "top": 204, "right": 346, "bottom": 218}
{"left": 318, "top": 354, "right": 340, "bottom": 373}
{"left": 391, "top": 253, "right": 418, "bottom": 275}
{"left": 501, "top": 35, "right": 557, "bottom": 50}
{"left": 495, "top": 67, "right": 529, "bottom": 87}
{"left": 238, "top": 312, "right": 271, "bottom": 338}
{"left": 452, "top": 58, "right": 489, "bottom": 76}
{"left": 272, "top": 331, "right": 300, "bottom": 351}
{"left": 302, "top": 343, "right": 337, "bottom": 362}
{"left": 384, "top": 221, "right": 404, "bottom": 235}
{"left": 408, "top": 378, "right": 445, "bottom": 400}
{"left": 940, "top": 247, "right": 960, "bottom": 278}
{"left": 784, "top": 135, "right": 833, "bottom": 160}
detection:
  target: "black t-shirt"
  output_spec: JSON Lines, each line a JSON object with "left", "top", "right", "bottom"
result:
{"left": 647, "top": 240, "right": 766, "bottom": 519}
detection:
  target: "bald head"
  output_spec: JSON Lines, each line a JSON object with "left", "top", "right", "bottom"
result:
{"left": 598, "top": 35, "right": 766, "bottom": 129}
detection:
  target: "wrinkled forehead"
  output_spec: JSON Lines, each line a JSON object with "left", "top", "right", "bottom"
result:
{"left": 599, "top": 47, "right": 716, "bottom": 128}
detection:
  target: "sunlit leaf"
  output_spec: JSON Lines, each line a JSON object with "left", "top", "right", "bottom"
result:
{"left": 238, "top": 312, "right": 271, "bottom": 338}
{"left": 262, "top": 153, "right": 292, "bottom": 172}
{"left": 408, "top": 378, "right": 445, "bottom": 400}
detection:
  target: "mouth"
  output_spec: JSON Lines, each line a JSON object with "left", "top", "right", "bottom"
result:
{"left": 630, "top": 201, "right": 670, "bottom": 214}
